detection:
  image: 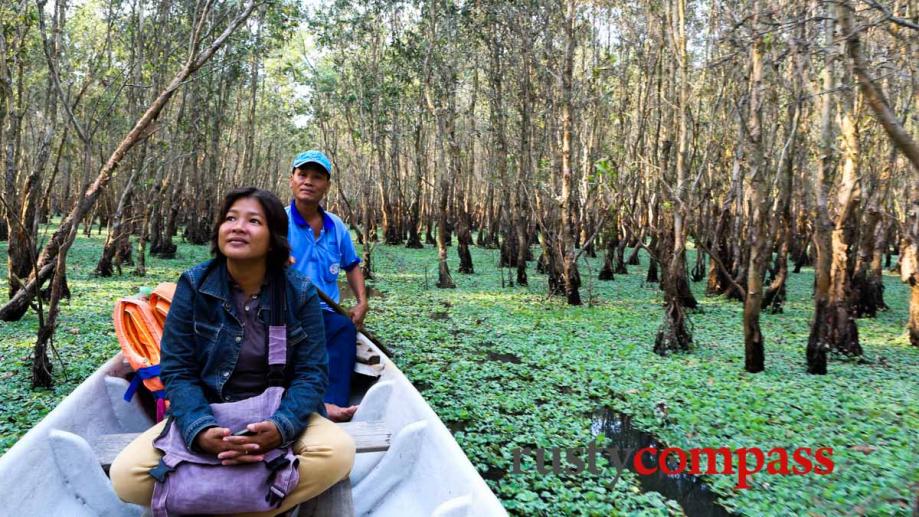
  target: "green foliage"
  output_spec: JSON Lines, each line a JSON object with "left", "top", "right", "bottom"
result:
{"left": 1, "top": 232, "right": 917, "bottom": 516}
{"left": 0, "top": 227, "right": 210, "bottom": 455}
{"left": 368, "top": 244, "right": 918, "bottom": 516}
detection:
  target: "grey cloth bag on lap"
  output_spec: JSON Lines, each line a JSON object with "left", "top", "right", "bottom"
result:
{"left": 149, "top": 324, "right": 300, "bottom": 516}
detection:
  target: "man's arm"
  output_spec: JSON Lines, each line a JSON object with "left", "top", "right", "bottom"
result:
{"left": 345, "top": 266, "right": 368, "bottom": 328}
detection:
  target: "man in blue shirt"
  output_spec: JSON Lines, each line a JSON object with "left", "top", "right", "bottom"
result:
{"left": 286, "top": 150, "right": 367, "bottom": 422}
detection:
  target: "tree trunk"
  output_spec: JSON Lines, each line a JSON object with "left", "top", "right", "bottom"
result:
{"left": 708, "top": 130, "right": 744, "bottom": 297}
{"left": 901, "top": 235, "right": 919, "bottom": 347}
{"left": 447, "top": 97, "right": 473, "bottom": 275}
{"left": 765, "top": 54, "right": 803, "bottom": 313}
{"left": 361, "top": 189, "right": 374, "bottom": 280}
{"left": 807, "top": 5, "right": 836, "bottom": 374}
{"left": 4, "top": 96, "right": 30, "bottom": 315}
{"left": 614, "top": 224, "right": 628, "bottom": 274}
{"left": 691, "top": 248, "right": 705, "bottom": 282}
{"left": 626, "top": 226, "right": 643, "bottom": 265}
{"left": 646, "top": 233, "right": 660, "bottom": 283}
{"left": 133, "top": 198, "right": 151, "bottom": 276}
{"left": 159, "top": 191, "right": 179, "bottom": 259}
{"left": 900, "top": 167, "right": 919, "bottom": 345}
{"left": 406, "top": 114, "right": 425, "bottom": 249}
{"left": 599, "top": 226, "right": 615, "bottom": 281}
{"left": 456, "top": 187, "right": 475, "bottom": 275}
{"left": 742, "top": 9, "right": 766, "bottom": 373}
{"left": 558, "top": 0, "right": 580, "bottom": 306}
{"left": 656, "top": 0, "right": 694, "bottom": 353}
{"left": 852, "top": 153, "right": 892, "bottom": 317}
{"left": 823, "top": 21, "right": 862, "bottom": 357}
{"left": 95, "top": 167, "right": 139, "bottom": 276}
{"left": 436, "top": 176, "right": 454, "bottom": 288}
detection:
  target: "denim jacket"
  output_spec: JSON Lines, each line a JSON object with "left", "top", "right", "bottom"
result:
{"left": 159, "top": 259, "right": 328, "bottom": 449}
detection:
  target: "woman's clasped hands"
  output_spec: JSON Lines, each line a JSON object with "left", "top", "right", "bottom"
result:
{"left": 194, "top": 421, "right": 283, "bottom": 465}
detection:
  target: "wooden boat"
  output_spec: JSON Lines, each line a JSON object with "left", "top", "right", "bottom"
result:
{"left": 0, "top": 291, "right": 506, "bottom": 516}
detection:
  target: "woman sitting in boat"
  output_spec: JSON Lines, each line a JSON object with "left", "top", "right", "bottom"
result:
{"left": 110, "top": 187, "right": 355, "bottom": 515}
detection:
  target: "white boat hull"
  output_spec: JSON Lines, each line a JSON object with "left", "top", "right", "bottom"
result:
{"left": 0, "top": 337, "right": 506, "bottom": 517}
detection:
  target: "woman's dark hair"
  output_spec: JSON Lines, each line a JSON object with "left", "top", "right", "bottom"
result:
{"left": 211, "top": 187, "right": 290, "bottom": 325}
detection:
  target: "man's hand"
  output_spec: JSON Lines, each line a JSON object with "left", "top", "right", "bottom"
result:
{"left": 325, "top": 402, "right": 358, "bottom": 422}
{"left": 216, "top": 421, "right": 283, "bottom": 465}
{"left": 345, "top": 267, "right": 368, "bottom": 328}
{"left": 349, "top": 301, "right": 368, "bottom": 328}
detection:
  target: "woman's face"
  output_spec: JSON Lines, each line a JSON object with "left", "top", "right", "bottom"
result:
{"left": 218, "top": 197, "right": 270, "bottom": 262}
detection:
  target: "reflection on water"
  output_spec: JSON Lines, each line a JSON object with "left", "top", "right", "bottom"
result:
{"left": 487, "top": 352, "right": 522, "bottom": 364}
{"left": 591, "top": 408, "right": 734, "bottom": 517}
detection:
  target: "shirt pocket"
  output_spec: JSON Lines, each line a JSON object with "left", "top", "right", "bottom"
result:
{"left": 193, "top": 320, "right": 222, "bottom": 343}
{"left": 287, "top": 323, "right": 307, "bottom": 347}
{"left": 319, "top": 246, "right": 342, "bottom": 283}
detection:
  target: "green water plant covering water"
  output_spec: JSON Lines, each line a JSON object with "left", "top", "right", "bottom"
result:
{"left": 1, "top": 231, "right": 916, "bottom": 516}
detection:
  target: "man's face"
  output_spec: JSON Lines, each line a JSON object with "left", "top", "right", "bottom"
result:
{"left": 290, "top": 165, "right": 331, "bottom": 204}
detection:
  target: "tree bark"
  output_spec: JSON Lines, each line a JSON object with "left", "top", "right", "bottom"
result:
{"left": 823, "top": 14, "right": 863, "bottom": 357}
{"left": 900, "top": 175, "right": 919, "bottom": 346}
{"left": 852, "top": 149, "right": 892, "bottom": 317}
{"left": 95, "top": 166, "right": 139, "bottom": 276}
{"left": 558, "top": 0, "right": 580, "bottom": 305}
{"left": 807, "top": 4, "right": 837, "bottom": 375}
{"left": 742, "top": 6, "right": 767, "bottom": 373}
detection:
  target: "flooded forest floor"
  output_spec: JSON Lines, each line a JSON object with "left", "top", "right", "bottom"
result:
{"left": 1, "top": 229, "right": 917, "bottom": 516}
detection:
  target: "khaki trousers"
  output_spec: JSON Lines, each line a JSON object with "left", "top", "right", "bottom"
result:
{"left": 110, "top": 413, "right": 355, "bottom": 517}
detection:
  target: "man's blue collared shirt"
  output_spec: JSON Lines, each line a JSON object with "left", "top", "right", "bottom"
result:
{"left": 286, "top": 202, "right": 361, "bottom": 307}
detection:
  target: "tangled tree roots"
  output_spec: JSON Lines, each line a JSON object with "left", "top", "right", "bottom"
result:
{"left": 676, "top": 276, "right": 698, "bottom": 309}
{"left": 516, "top": 264, "right": 527, "bottom": 286}
{"left": 691, "top": 254, "right": 706, "bottom": 282}
{"left": 405, "top": 232, "right": 424, "bottom": 249}
{"left": 599, "top": 252, "right": 615, "bottom": 280}
{"left": 827, "top": 302, "right": 862, "bottom": 356}
{"left": 792, "top": 248, "right": 812, "bottom": 273}
{"left": 536, "top": 253, "right": 548, "bottom": 275}
{"left": 564, "top": 266, "right": 582, "bottom": 305}
{"left": 627, "top": 250, "right": 641, "bottom": 265}
{"left": 40, "top": 273, "right": 70, "bottom": 302}
{"left": 598, "top": 265, "right": 614, "bottom": 281}
{"left": 808, "top": 300, "right": 862, "bottom": 370}
{"left": 184, "top": 226, "right": 209, "bottom": 245}
{"left": 654, "top": 302, "right": 692, "bottom": 355}
{"left": 458, "top": 245, "right": 474, "bottom": 274}
{"left": 646, "top": 259, "right": 659, "bottom": 283}
{"left": 499, "top": 238, "right": 516, "bottom": 268}
{"left": 763, "top": 284, "right": 786, "bottom": 314}
{"left": 151, "top": 241, "right": 177, "bottom": 259}
{"left": 31, "top": 325, "right": 54, "bottom": 388}
{"left": 850, "top": 271, "right": 887, "bottom": 318}
{"left": 614, "top": 249, "right": 628, "bottom": 274}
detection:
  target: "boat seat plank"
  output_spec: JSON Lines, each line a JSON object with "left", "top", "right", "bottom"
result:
{"left": 92, "top": 420, "right": 390, "bottom": 474}
{"left": 291, "top": 478, "right": 353, "bottom": 517}
{"left": 337, "top": 420, "right": 390, "bottom": 453}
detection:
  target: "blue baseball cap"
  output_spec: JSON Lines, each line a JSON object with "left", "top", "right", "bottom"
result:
{"left": 291, "top": 150, "right": 332, "bottom": 178}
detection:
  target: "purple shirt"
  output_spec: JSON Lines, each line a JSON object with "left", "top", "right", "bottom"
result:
{"left": 224, "top": 282, "right": 268, "bottom": 401}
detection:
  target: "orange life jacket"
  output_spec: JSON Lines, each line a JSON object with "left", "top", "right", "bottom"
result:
{"left": 114, "top": 282, "right": 177, "bottom": 421}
